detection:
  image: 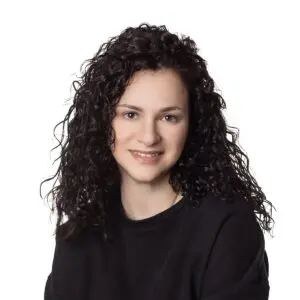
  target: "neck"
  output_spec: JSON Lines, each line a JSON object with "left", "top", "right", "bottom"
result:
{"left": 120, "top": 176, "right": 182, "bottom": 221}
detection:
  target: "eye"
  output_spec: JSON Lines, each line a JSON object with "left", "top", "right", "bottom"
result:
{"left": 123, "top": 111, "right": 138, "bottom": 119}
{"left": 164, "top": 114, "right": 179, "bottom": 123}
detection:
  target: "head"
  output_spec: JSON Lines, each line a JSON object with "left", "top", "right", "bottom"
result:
{"left": 40, "top": 23, "right": 275, "bottom": 241}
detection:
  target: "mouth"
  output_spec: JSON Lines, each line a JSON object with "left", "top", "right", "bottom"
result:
{"left": 129, "top": 150, "right": 164, "bottom": 164}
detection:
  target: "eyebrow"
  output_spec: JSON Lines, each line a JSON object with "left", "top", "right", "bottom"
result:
{"left": 117, "top": 104, "right": 182, "bottom": 112}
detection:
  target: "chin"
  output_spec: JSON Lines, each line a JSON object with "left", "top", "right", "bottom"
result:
{"left": 121, "top": 166, "right": 171, "bottom": 184}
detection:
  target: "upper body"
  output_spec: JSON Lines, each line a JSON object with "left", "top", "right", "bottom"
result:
{"left": 41, "top": 23, "right": 273, "bottom": 300}
{"left": 44, "top": 194, "right": 269, "bottom": 300}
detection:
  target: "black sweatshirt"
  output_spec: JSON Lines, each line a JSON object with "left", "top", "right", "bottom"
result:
{"left": 44, "top": 194, "right": 270, "bottom": 300}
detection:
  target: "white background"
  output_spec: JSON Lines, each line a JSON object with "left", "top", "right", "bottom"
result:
{"left": 0, "top": 1, "right": 299, "bottom": 299}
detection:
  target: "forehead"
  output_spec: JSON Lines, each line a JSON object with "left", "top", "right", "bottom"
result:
{"left": 119, "top": 69, "right": 188, "bottom": 105}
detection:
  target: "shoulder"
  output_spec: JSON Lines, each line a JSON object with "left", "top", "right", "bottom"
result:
{"left": 194, "top": 196, "right": 269, "bottom": 298}
{"left": 206, "top": 195, "right": 263, "bottom": 248}
{"left": 46, "top": 222, "right": 95, "bottom": 298}
{"left": 188, "top": 193, "right": 258, "bottom": 224}
{"left": 185, "top": 194, "right": 263, "bottom": 251}
{"left": 53, "top": 221, "right": 96, "bottom": 262}
{"left": 199, "top": 193, "right": 255, "bottom": 216}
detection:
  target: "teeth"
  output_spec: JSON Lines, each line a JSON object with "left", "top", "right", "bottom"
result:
{"left": 134, "top": 152, "right": 161, "bottom": 158}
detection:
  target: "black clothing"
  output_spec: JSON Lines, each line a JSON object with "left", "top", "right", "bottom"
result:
{"left": 44, "top": 194, "right": 269, "bottom": 299}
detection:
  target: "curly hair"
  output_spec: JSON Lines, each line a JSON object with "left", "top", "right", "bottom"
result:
{"left": 40, "top": 23, "right": 275, "bottom": 242}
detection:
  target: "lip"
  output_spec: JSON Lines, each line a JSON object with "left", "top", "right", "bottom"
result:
{"left": 130, "top": 150, "right": 164, "bottom": 154}
{"left": 130, "top": 150, "right": 163, "bottom": 164}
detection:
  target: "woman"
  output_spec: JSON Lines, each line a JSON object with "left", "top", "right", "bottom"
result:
{"left": 41, "top": 23, "right": 275, "bottom": 300}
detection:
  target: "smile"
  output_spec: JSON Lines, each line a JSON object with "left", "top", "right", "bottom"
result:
{"left": 132, "top": 151, "right": 161, "bottom": 157}
{"left": 130, "top": 150, "right": 163, "bottom": 164}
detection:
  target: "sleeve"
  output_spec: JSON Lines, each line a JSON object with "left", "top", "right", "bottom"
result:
{"left": 199, "top": 211, "right": 270, "bottom": 300}
{"left": 44, "top": 231, "right": 90, "bottom": 300}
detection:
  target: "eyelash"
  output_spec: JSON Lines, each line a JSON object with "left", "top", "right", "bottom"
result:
{"left": 123, "top": 111, "right": 180, "bottom": 123}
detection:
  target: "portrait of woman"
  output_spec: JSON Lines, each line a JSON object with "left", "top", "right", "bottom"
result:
{"left": 41, "top": 23, "right": 275, "bottom": 299}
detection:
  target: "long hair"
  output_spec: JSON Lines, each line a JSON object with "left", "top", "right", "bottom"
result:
{"left": 40, "top": 23, "right": 275, "bottom": 242}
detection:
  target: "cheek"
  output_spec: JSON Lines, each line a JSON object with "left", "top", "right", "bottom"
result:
{"left": 113, "top": 122, "right": 136, "bottom": 144}
{"left": 171, "top": 137, "right": 186, "bottom": 152}
{"left": 168, "top": 125, "right": 188, "bottom": 146}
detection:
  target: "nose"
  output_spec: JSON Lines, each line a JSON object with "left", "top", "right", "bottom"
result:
{"left": 137, "top": 119, "right": 161, "bottom": 146}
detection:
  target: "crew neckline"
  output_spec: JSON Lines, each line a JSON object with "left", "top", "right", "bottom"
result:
{"left": 117, "top": 195, "right": 187, "bottom": 230}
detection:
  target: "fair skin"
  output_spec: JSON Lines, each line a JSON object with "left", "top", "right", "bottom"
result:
{"left": 111, "top": 68, "right": 189, "bottom": 220}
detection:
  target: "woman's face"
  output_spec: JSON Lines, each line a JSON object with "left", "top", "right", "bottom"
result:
{"left": 111, "top": 68, "right": 189, "bottom": 185}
